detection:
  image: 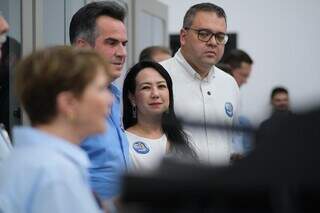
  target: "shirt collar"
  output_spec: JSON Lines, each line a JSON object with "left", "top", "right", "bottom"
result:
{"left": 175, "top": 49, "right": 216, "bottom": 82}
{"left": 109, "top": 83, "right": 121, "bottom": 100}
{"left": 13, "top": 126, "right": 90, "bottom": 169}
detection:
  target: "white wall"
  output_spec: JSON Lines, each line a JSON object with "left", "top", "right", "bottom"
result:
{"left": 158, "top": 0, "right": 320, "bottom": 125}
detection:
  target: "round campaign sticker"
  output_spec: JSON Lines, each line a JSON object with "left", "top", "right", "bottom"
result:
{"left": 225, "top": 102, "right": 233, "bottom": 118}
{"left": 132, "top": 141, "right": 150, "bottom": 154}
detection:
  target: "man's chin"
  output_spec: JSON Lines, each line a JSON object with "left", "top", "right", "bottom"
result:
{"left": 110, "top": 67, "right": 123, "bottom": 80}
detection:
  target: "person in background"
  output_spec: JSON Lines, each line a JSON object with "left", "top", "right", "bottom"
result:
{"left": 270, "top": 87, "right": 290, "bottom": 112}
{"left": 122, "top": 61, "right": 197, "bottom": 170}
{"left": 69, "top": 0, "right": 130, "bottom": 200}
{"left": 0, "top": 46, "right": 113, "bottom": 213}
{"left": 0, "top": 11, "right": 11, "bottom": 133}
{"left": 161, "top": 3, "right": 240, "bottom": 165}
{"left": 217, "top": 49, "right": 254, "bottom": 157}
{"left": 258, "top": 86, "right": 292, "bottom": 147}
{"left": 139, "top": 46, "right": 172, "bottom": 63}
{"left": 260, "top": 87, "right": 292, "bottom": 127}
{"left": 219, "top": 49, "right": 253, "bottom": 87}
{"left": 0, "top": 11, "right": 9, "bottom": 59}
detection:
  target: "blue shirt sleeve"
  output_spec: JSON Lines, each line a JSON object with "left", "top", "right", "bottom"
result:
{"left": 81, "top": 84, "right": 130, "bottom": 199}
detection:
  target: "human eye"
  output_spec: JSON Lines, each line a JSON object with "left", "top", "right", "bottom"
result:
{"left": 122, "top": 41, "right": 128, "bottom": 47}
{"left": 215, "top": 33, "right": 226, "bottom": 43}
{"left": 198, "top": 30, "right": 211, "bottom": 39}
{"left": 140, "top": 85, "right": 150, "bottom": 90}
{"left": 105, "top": 38, "right": 119, "bottom": 46}
{"left": 158, "top": 83, "right": 167, "bottom": 89}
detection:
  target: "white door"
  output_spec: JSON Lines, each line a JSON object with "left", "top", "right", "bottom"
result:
{"left": 132, "top": 0, "right": 168, "bottom": 64}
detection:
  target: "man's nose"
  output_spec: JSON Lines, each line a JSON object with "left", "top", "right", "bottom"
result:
{"left": 116, "top": 43, "right": 127, "bottom": 57}
{"left": 206, "top": 34, "right": 218, "bottom": 46}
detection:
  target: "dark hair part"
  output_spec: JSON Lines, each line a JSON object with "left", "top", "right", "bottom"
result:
{"left": 15, "top": 46, "right": 109, "bottom": 126}
{"left": 123, "top": 61, "right": 197, "bottom": 158}
{"left": 69, "top": 1, "right": 126, "bottom": 45}
{"left": 216, "top": 63, "right": 232, "bottom": 76}
{"left": 271, "top": 87, "right": 289, "bottom": 100}
{"left": 222, "top": 49, "right": 253, "bottom": 70}
{"left": 139, "top": 46, "right": 172, "bottom": 62}
{"left": 183, "top": 2, "right": 227, "bottom": 28}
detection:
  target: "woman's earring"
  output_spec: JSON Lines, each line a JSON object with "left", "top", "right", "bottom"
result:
{"left": 132, "top": 105, "right": 137, "bottom": 118}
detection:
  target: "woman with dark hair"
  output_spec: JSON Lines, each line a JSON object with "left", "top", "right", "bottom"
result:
{"left": 123, "top": 61, "right": 197, "bottom": 170}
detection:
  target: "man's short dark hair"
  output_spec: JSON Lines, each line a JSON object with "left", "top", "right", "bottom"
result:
{"left": 183, "top": 3, "right": 227, "bottom": 28}
{"left": 216, "top": 63, "right": 232, "bottom": 76}
{"left": 222, "top": 49, "right": 253, "bottom": 70}
{"left": 139, "top": 46, "right": 172, "bottom": 62}
{"left": 271, "top": 87, "right": 288, "bottom": 100}
{"left": 69, "top": 1, "right": 127, "bottom": 45}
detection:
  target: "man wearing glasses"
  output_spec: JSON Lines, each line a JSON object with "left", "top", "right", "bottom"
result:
{"left": 161, "top": 3, "right": 240, "bottom": 165}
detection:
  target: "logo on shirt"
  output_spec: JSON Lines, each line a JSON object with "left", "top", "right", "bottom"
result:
{"left": 225, "top": 102, "right": 233, "bottom": 117}
{"left": 132, "top": 141, "right": 150, "bottom": 154}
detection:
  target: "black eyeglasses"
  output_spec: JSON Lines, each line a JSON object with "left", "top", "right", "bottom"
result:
{"left": 184, "top": 27, "right": 228, "bottom": 45}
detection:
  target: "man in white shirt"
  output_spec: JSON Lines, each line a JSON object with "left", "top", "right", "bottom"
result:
{"left": 161, "top": 3, "right": 240, "bottom": 165}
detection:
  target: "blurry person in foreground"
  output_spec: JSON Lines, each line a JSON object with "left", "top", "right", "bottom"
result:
{"left": 0, "top": 46, "right": 113, "bottom": 213}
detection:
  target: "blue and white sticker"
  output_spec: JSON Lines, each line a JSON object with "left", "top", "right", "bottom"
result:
{"left": 132, "top": 141, "right": 150, "bottom": 154}
{"left": 225, "top": 102, "right": 233, "bottom": 118}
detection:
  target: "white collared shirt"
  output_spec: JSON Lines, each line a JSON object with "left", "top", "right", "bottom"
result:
{"left": 161, "top": 49, "right": 240, "bottom": 165}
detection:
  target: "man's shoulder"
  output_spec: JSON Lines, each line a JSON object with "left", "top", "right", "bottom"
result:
{"left": 214, "top": 66, "right": 239, "bottom": 90}
{"left": 160, "top": 57, "right": 179, "bottom": 71}
{"left": 215, "top": 66, "right": 235, "bottom": 81}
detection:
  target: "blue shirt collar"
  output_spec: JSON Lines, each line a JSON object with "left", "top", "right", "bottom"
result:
{"left": 109, "top": 83, "right": 121, "bottom": 100}
{"left": 13, "top": 126, "right": 90, "bottom": 169}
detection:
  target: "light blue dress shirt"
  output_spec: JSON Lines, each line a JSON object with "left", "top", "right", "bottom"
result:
{"left": 232, "top": 115, "right": 254, "bottom": 155}
{"left": 81, "top": 84, "right": 130, "bottom": 199}
{"left": 0, "top": 127, "right": 101, "bottom": 213}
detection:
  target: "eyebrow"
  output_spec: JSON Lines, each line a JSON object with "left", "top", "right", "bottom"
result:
{"left": 105, "top": 37, "right": 128, "bottom": 44}
{"left": 139, "top": 80, "right": 167, "bottom": 86}
{"left": 194, "top": 27, "right": 226, "bottom": 34}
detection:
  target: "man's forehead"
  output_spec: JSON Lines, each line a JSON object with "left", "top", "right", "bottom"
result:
{"left": 273, "top": 93, "right": 289, "bottom": 100}
{"left": 191, "top": 11, "right": 227, "bottom": 31}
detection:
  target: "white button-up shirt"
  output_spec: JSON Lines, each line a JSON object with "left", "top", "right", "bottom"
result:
{"left": 161, "top": 49, "right": 240, "bottom": 165}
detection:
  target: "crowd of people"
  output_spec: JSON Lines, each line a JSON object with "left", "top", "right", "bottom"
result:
{"left": 0, "top": 1, "right": 294, "bottom": 212}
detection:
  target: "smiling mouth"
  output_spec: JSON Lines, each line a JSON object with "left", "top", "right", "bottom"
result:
{"left": 149, "top": 103, "right": 162, "bottom": 106}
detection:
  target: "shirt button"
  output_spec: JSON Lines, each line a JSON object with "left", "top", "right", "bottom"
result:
{"left": 207, "top": 91, "right": 211, "bottom": 95}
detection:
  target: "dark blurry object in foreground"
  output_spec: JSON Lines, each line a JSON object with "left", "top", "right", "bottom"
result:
{"left": 121, "top": 107, "right": 320, "bottom": 213}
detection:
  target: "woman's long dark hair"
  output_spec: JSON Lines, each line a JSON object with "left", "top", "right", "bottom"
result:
{"left": 122, "top": 61, "right": 197, "bottom": 159}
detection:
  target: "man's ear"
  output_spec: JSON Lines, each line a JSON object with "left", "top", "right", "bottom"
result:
{"left": 180, "top": 28, "right": 187, "bottom": 46}
{"left": 74, "top": 38, "right": 91, "bottom": 48}
{"left": 128, "top": 92, "right": 136, "bottom": 106}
